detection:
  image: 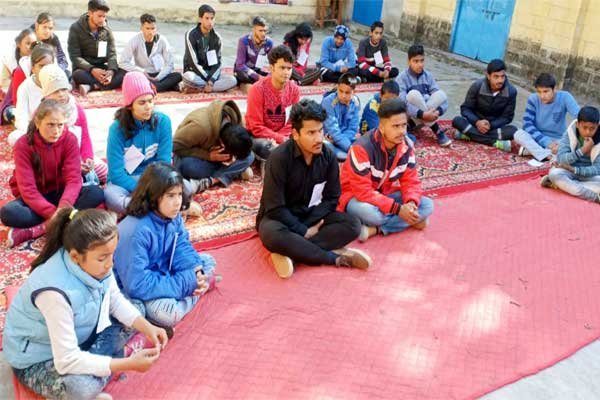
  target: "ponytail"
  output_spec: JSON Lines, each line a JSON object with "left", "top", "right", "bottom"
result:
{"left": 31, "top": 208, "right": 118, "bottom": 272}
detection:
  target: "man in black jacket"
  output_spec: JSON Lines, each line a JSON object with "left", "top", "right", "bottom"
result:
{"left": 452, "top": 59, "right": 518, "bottom": 152}
{"left": 67, "top": 0, "right": 125, "bottom": 95}
{"left": 182, "top": 4, "right": 237, "bottom": 93}
{"left": 256, "top": 99, "right": 371, "bottom": 279}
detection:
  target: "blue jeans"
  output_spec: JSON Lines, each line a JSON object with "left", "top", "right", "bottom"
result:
{"left": 144, "top": 296, "right": 198, "bottom": 328}
{"left": 177, "top": 153, "right": 255, "bottom": 186}
{"left": 324, "top": 141, "right": 349, "bottom": 161}
{"left": 548, "top": 167, "right": 600, "bottom": 202}
{"left": 346, "top": 192, "right": 434, "bottom": 235}
{"left": 14, "top": 323, "right": 134, "bottom": 400}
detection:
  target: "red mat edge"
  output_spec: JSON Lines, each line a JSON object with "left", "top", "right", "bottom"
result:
{"left": 424, "top": 168, "right": 549, "bottom": 198}
{"left": 192, "top": 230, "right": 257, "bottom": 251}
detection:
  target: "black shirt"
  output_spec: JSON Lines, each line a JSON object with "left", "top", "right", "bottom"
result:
{"left": 256, "top": 139, "right": 341, "bottom": 236}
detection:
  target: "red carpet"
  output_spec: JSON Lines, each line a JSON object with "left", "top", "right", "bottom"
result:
{"left": 100, "top": 179, "right": 600, "bottom": 399}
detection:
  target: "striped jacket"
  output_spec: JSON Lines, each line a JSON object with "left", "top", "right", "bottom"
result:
{"left": 183, "top": 25, "right": 222, "bottom": 83}
{"left": 338, "top": 129, "right": 423, "bottom": 214}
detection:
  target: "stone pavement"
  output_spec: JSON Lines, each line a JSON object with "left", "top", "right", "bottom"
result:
{"left": 0, "top": 14, "right": 598, "bottom": 400}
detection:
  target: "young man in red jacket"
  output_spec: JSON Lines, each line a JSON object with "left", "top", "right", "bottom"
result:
{"left": 338, "top": 98, "right": 434, "bottom": 242}
{"left": 245, "top": 45, "right": 300, "bottom": 160}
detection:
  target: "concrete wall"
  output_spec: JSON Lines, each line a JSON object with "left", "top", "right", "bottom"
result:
{"left": 398, "top": 0, "right": 456, "bottom": 50}
{"left": 0, "top": 0, "right": 317, "bottom": 24}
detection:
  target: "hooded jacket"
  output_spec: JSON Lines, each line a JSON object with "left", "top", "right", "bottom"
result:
{"left": 321, "top": 91, "right": 360, "bottom": 151}
{"left": 556, "top": 120, "right": 600, "bottom": 177}
{"left": 67, "top": 13, "right": 118, "bottom": 72}
{"left": 10, "top": 129, "right": 82, "bottom": 219}
{"left": 173, "top": 100, "right": 243, "bottom": 160}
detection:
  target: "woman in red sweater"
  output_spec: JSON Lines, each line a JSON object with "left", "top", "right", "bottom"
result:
{"left": 0, "top": 99, "right": 105, "bottom": 248}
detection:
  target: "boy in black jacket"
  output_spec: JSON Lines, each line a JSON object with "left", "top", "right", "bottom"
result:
{"left": 452, "top": 59, "right": 518, "bottom": 152}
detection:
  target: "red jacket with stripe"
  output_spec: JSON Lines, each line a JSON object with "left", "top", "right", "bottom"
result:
{"left": 338, "top": 129, "right": 422, "bottom": 214}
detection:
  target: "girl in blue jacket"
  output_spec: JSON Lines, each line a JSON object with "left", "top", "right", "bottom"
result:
{"left": 113, "top": 162, "right": 219, "bottom": 328}
{"left": 4, "top": 208, "right": 168, "bottom": 400}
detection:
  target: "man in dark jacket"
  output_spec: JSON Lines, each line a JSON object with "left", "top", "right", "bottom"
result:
{"left": 67, "top": 0, "right": 125, "bottom": 95}
{"left": 182, "top": 4, "right": 237, "bottom": 93}
{"left": 452, "top": 59, "right": 518, "bottom": 152}
{"left": 256, "top": 99, "right": 371, "bottom": 279}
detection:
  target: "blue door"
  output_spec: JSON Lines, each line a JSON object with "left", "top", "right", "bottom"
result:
{"left": 352, "top": 0, "right": 383, "bottom": 27}
{"left": 450, "top": 0, "right": 516, "bottom": 62}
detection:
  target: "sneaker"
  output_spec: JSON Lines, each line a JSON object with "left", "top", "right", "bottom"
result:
{"left": 358, "top": 225, "right": 377, "bottom": 243}
{"left": 7, "top": 228, "right": 33, "bottom": 248}
{"left": 334, "top": 248, "right": 372, "bottom": 270}
{"left": 94, "top": 393, "right": 113, "bottom": 400}
{"left": 356, "top": 76, "right": 362, "bottom": 84}
{"left": 270, "top": 253, "right": 294, "bottom": 278}
{"left": 540, "top": 175, "right": 556, "bottom": 189}
{"left": 189, "top": 177, "right": 213, "bottom": 193}
{"left": 518, "top": 146, "right": 532, "bottom": 157}
{"left": 124, "top": 332, "right": 156, "bottom": 357}
{"left": 454, "top": 130, "right": 470, "bottom": 141}
{"left": 436, "top": 131, "right": 452, "bottom": 147}
{"left": 241, "top": 167, "right": 253, "bottom": 181}
{"left": 78, "top": 84, "right": 91, "bottom": 97}
{"left": 495, "top": 140, "right": 512, "bottom": 152}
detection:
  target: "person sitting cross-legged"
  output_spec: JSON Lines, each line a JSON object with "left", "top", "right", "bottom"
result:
{"left": 357, "top": 21, "right": 399, "bottom": 83}
{"left": 318, "top": 25, "right": 359, "bottom": 83}
{"left": 540, "top": 106, "right": 600, "bottom": 204}
{"left": 321, "top": 72, "right": 361, "bottom": 161}
{"left": 257, "top": 99, "right": 372, "bottom": 279}
{"left": 339, "top": 98, "right": 434, "bottom": 242}
{"left": 234, "top": 16, "right": 273, "bottom": 85}
{"left": 514, "top": 73, "right": 580, "bottom": 161}
{"left": 173, "top": 99, "right": 255, "bottom": 193}
{"left": 452, "top": 59, "right": 518, "bottom": 152}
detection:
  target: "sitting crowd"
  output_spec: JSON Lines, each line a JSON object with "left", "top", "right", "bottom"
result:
{"left": 0, "top": 1, "right": 599, "bottom": 399}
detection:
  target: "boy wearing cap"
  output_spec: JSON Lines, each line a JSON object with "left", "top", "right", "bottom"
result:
{"left": 234, "top": 16, "right": 274, "bottom": 85}
{"left": 119, "top": 13, "right": 182, "bottom": 92}
{"left": 68, "top": 0, "right": 125, "bottom": 95}
{"left": 182, "top": 4, "right": 237, "bottom": 93}
{"left": 318, "top": 25, "right": 359, "bottom": 83}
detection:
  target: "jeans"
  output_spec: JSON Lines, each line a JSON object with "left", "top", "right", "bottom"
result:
{"left": 452, "top": 116, "right": 518, "bottom": 146}
{"left": 144, "top": 296, "right": 199, "bottom": 328}
{"left": 319, "top": 67, "right": 360, "bottom": 83}
{"left": 346, "top": 192, "right": 434, "bottom": 235}
{"left": 357, "top": 67, "right": 399, "bottom": 83}
{"left": 177, "top": 152, "right": 255, "bottom": 186}
{"left": 258, "top": 211, "right": 361, "bottom": 265}
{"left": 72, "top": 68, "right": 126, "bottom": 91}
{"left": 182, "top": 71, "right": 237, "bottom": 92}
{"left": 234, "top": 69, "right": 267, "bottom": 85}
{"left": 548, "top": 167, "right": 600, "bottom": 202}
{"left": 513, "top": 129, "right": 553, "bottom": 161}
{"left": 406, "top": 90, "right": 448, "bottom": 127}
{"left": 0, "top": 185, "right": 105, "bottom": 228}
{"left": 291, "top": 68, "right": 321, "bottom": 86}
{"left": 324, "top": 141, "right": 349, "bottom": 161}
{"left": 14, "top": 322, "right": 134, "bottom": 400}
{"left": 148, "top": 72, "right": 182, "bottom": 92}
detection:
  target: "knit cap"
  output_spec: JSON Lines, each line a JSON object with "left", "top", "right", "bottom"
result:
{"left": 122, "top": 71, "right": 155, "bottom": 106}
{"left": 39, "top": 64, "right": 71, "bottom": 98}
{"left": 334, "top": 25, "right": 349, "bottom": 40}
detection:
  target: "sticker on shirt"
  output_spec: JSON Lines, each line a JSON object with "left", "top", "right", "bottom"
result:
{"left": 308, "top": 181, "right": 326, "bottom": 208}
{"left": 151, "top": 54, "right": 164, "bottom": 71}
{"left": 296, "top": 50, "right": 308, "bottom": 66}
{"left": 97, "top": 41, "right": 107, "bottom": 58}
{"left": 96, "top": 291, "right": 112, "bottom": 334}
{"left": 124, "top": 145, "right": 145, "bottom": 174}
{"left": 256, "top": 53, "right": 268, "bottom": 69}
{"left": 206, "top": 49, "right": 218, "bottom": 66}
{"left": 373, "top": 51, "right": 384, "bottom": 66}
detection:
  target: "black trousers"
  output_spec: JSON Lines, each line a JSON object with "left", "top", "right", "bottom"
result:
{"left": 148, "top": 72, "right": 182, "bottom": 92}
{"left": 72, "top": 68, "right": 126, "bottom": 91}
{"left": 0, "top": 185, "right": 105, "bottom": 228}
{"left": 320, "top": 67, "right": 360, "bottom": 83}
{"left": 358, "top": 67, "right": 399, "bottom": 83}
{"left": 291, "top": 68, "right": 321, "bottom": 86}
{"left": 235, "top": 69, "right": 268, "bottom": 85}
{"left": 258, "top": 211, "right": 361, "bottom": 265}
{"left": 452, "top": 116, "right": 518, "bottom": 146}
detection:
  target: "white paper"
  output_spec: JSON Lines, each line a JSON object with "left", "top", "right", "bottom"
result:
{"left": 96, "top": 292, "right": 111, "bottom": 334}
{"left": 374, "top": 50, "right": 384, "bottom": 66}
{"left": 334, "top": 59, "right": 345, "bottom": 67}
{"left": 97, "top": 41, "right": 107, "bottom": 58}
{"left": 285, "top": 105, "right": 292, "bottom": 124}
{"left": 124, "top": 145, "right": 145, "bottom": 174}
{"left": 256, "top": 53, "right": 268, "bottom": 69}
{"left": 527, "top": 159, "right": 544, "bottom": 167}
{"left": 308, "top": 181, "right": 326, "bottom": 208}
{"left": 206, "top": 49, "right": 218, "bottom": 66}
{"left": 297, "top": 50, "right": 308, "bottom": 66}
{"left": 151, "top": 54, "right": 164, "bottom": 71}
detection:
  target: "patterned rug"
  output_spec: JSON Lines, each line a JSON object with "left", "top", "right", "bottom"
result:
{"left": 0, "top": 119, "right": 548, "bottom": 343}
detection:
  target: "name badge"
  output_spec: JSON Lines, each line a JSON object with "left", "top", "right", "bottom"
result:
{"left": 98, "top": 41, "right": 107, "bottom": 58}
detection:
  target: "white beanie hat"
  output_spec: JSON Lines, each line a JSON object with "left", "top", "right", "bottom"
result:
{"left": 39, "top": 64, "right": 71, "bottom": 98}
